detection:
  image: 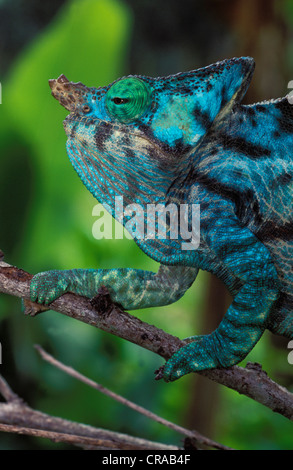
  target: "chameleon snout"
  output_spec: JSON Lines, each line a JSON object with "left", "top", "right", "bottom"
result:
{"left": 48, "top": 74, "right": 89, "bottom": 113}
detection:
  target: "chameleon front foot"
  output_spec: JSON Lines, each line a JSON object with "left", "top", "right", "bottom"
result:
{"left": 30, "top": 270, "right": 71, "bottom": 305}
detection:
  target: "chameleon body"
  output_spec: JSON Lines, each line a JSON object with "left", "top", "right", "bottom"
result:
{"left": 30, "top": 57, "right": 293, "bottom": 381}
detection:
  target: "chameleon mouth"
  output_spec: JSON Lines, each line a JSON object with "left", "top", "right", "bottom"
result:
{"left": 49, "top": 74, "right": 90, "bottom": 113}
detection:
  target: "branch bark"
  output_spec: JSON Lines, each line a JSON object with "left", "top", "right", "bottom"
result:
{"left": 0, "top": 374, "right": 179, "bottom": 450}
{"left": 0, "top": 347, "right": 229, "bottom": 450}
{"left": 1, "top": 256, "right": 293, "bottom": 422}
{"left": 34, "top": 344, "right": 230, "bottom": 450}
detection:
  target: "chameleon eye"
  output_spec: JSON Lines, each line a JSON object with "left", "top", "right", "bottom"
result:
{"left": 113, "top": 97, "right": 130, "bottom": 105}
{"left": 105, "top": 77, "right": 152, "bottom": 123}
{"left": 83, "top": 105, "right": 91, "bottom": 113}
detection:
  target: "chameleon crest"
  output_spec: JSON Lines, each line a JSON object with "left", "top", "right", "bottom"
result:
{"left": 31, "top": 57, "right": 293, "bottom": 381}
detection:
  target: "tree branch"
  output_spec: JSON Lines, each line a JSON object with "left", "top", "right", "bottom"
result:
{"left": 1, "top": 255, "right": 293, "bottom": 422}
{"left": 34, "top": 344, "right": 231, "bottom": 450}
{"left": 0, "top": 373, "right": 180, "bottom": 450}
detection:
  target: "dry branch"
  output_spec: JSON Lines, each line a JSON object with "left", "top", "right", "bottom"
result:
{"left": 34, "top": 344, "right": 230, "bottom": 450}
{"left": 0, "top": 374, "right": 179, "bottom": 450}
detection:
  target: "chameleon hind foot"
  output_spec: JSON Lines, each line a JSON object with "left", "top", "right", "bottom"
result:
{"left": 162, "top": 332, "right": 252, "bottom": 382}
{"left": 162, "top": 335, "right": 219, "bottom": 381}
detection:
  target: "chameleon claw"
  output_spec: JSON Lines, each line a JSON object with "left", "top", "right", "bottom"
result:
{"left": 154, "top": 366, "right": 165, "bottom": 381}
{"left": 22, "top": 298, "right": 49, "bottom": 317}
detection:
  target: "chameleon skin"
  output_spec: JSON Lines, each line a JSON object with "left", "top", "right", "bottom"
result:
{"left": 30, "top": 58, "right": 293, "bottom": 381}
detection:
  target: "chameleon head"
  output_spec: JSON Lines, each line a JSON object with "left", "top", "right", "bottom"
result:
{"left": 48, "top": 57, "right": 255, "bottom": 261}
{"left": 49, "top": 57, "right": 255, "bottom": 160}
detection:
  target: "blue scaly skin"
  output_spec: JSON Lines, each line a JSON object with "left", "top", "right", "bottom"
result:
{"left": 30, "top": 58, "right": 293, "bottom": 381}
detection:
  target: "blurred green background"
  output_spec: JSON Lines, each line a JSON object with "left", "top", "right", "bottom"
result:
{"left": 0, "top": 0, "right": 293, "bottom": 450}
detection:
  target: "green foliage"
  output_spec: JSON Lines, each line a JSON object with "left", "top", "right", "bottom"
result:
{"left": 4, "top": 0, "right": 132, "bottom": 270}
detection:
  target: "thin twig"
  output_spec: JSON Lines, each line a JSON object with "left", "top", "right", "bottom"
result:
{"left": 0, "top": 374, "right": 179, "bottom": 450}
{"left": 35, "top": 344, "right": 231, "bottom": 450}
{"left": 0, "top": 375, "right": 22, "bottom": 403}
{"left": 0, "top": 423, "right": 144, "bottom": 449}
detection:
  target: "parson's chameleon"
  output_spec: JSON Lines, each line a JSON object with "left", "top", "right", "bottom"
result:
{"left": 30, "top": 57, "right": 293, "bottom": 381}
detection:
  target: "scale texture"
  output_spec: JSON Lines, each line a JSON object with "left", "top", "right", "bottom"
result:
{"left": 30, "top": 58, "right": 293, "bottom": 381}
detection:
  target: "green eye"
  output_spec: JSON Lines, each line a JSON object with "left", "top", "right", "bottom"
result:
{"left": 105, "top": 77, "right": 152, "bottom": 123}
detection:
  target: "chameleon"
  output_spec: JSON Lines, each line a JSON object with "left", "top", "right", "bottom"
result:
{"left": 30, "top": 57, "right": 293, "bottom": 382}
